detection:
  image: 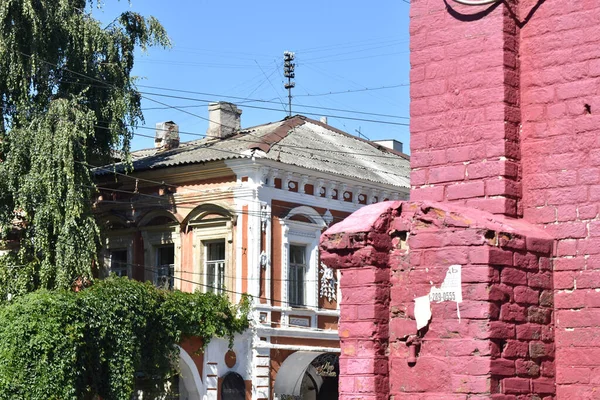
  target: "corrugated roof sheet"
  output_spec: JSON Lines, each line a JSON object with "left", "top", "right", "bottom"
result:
{"left": 104, "top": 116, "right": 410, "bottom": 187}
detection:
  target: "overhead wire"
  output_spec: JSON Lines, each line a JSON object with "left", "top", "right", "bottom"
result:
{"left": 110, "top": 259, "right": 336, "bottom": 311}
{"left": 110, "top": 260, "right": 323, "bottom": 284}
{"left": 62, "top": 79, "right": 410, "bottom": 120}
{"left": 81, "top": 160, "right": 358, "bottom": 224}
{"left": 15, "top": 51, "right": 409, "bottom": 193}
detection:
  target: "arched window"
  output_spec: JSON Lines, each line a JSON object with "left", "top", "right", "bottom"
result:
{"left": 280, "top": 207, "right": 327, "bottom": 311}
{"left": 184, "top": 204, "right": 235, "bottom": 297}
{"left": 99, "top": 214, "right": 133, "bottom": 279}
{"left": 139, "top": 210, "right": 181, "bottom": 290}
{"left": 221, "top": 372, "right": 246, "bottom": 400}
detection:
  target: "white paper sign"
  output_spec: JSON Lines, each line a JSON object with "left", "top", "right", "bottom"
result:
{"left": 414, "top": 295, "right": 432, "bottom": 330}
{"left": 429, "top": 264, "right": 462, "bottom": 303}
{"left": 413, "top": 264, "right": 463, "bottom": 330}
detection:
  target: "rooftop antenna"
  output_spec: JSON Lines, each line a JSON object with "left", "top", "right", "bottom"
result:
{"left": 283, "top": 51, "right": 296, "bottom": 117}
{"left": 355, "top": 126, "right": 370, "bottom": 140}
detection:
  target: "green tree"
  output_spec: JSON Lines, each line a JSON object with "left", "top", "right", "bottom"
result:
{"left": 0, "top": 0, "right": 170, "bottom": 295}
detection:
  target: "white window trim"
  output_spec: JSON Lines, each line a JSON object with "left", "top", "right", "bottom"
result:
{"left": 103, "top": 234, "right": 134, "bottom": 279}
{"left": 141, "top": 226, "right": 181, "bottom": 290}
{"left": 192, "top": 220, "right": 233, "bottom": 295}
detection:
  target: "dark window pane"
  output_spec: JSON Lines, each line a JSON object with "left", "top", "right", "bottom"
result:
{"left": 109, "top": 249, "right": 128, "bottom": 277}
{"left": 205, "top": 240, "right": 226, "bottom": 294}
{"left": 289, "top": 245, "right": 307, "bottom": 306}
{"left": 156, "top": 245, "right": 175, "bottom": 290}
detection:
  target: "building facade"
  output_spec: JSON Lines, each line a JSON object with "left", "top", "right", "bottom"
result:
{"left": 95, "top": 102, "right": 410, "bottom": 399}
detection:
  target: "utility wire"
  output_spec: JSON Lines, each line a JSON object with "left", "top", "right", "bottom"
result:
{"left": 295, "top": 84, "right": 408, "bottom": 97}
{"left": 16, "top": 52, "right": 408, "bottom": 183}
{"left": 108, "top": 260, "right": 338, "bottom": 311}
{"left": 62, "top": 80, "right": 410, "bottom": 120}
{"left": 82, "top": 159, "right": 379, "bottom": 223}
{"left": 107, "top": 124, "right": 407, "bottom": 161}
{"left": 110, "top": 260, "right": 324, "bottom": 284}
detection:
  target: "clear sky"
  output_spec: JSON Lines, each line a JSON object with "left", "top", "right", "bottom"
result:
{"left": 94, "top": 1, "right": 411, "bottom": 152}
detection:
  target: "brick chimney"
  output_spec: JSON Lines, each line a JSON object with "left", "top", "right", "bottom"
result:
{"left": 206, "top": 102, "right": 242, "bottom": 139}
{"left": 410, "top": 0, "right": 520, "bottom": 218}
{"left": 155, "top": 121, "right": 179, "bottom": 150}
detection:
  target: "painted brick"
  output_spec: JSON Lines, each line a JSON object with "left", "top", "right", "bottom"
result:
{"left": 500, "top": 303, "right": 528, "bottom": 323}
{"left": 515, "top": 360, "right": 541, "bottom": 378}
{"left": 429, "top": 165, "right": 466, "bottom": 184}
{"left": 501, "top": 268, "right": 527, "bottom": 285}
{"left": 502, "top": 377, "right": 531, "bottom": 394}
{"left": 513, "top": 286, "right": 540, "bottom": 305}
{"left": 502, "top": 340, "right": 529, "bottom": 359}
{"left": 446, "top": 181, "right": 485, "bottom": 200}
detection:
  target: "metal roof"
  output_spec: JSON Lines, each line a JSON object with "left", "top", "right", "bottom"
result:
{"left": 103, "top": 116, "right": 410, "bottom": 188}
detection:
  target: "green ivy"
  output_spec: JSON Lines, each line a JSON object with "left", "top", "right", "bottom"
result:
{"left": 0, "top": 277, "right": 250, "bottom": 400}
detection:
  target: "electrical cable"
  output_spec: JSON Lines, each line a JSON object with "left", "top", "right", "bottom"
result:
{"left": 15, "top": 52, "right": 409, "bottom": 189}
{"left": 110, "top": 260, "right": 323, "bottom": 284}
{"left": 81, "top": 159, "right": 382, "bottom": 223}
{"left": 59, "top": 79, "right": 410, "bottom": 120}
{"left": 108, "top": 260, "right": 338, "bottom": 312}
{"left": 451, "top": 0, "right": 501, "bottom": 5}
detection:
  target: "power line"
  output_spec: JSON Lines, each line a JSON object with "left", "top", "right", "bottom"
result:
{"left": 140, "top": 90, "right": 408, "bottom": 126}
{"left": 60, "top": 80, "right": 410, "bottom": 120}
{"left": 119, "top": 124, "right": 407, "bottom": 161}
{"left": 110, "top": 260, "right": 323, "bottom": 284}
{"left": 112, "top": 260, "right": 337, "bottom": 311}
{"left": 82, "top": 159, "right": 390, "bottom": 223}
{"left": 132, "top": 83, "right": 410, "bottom": 118}
{"left": 16, "top": 52, "right": 409, "bottom": 182}
{"left": 295, "top": 84, "right": 408, "bottom": 97}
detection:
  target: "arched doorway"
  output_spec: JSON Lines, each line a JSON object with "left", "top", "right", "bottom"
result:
{"left": 221, "top": 372, "right": 245, "bottom": 400}
{"left": 310, "top": 353, "right": 339, "bottom": 400}
{"left": 273, "top": 352, "right": 339, "bottom": 400}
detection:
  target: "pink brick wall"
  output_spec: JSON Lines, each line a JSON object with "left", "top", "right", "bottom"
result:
{"left": 519, "top": 1, "right": 600, "bottom": 397}
{"left": 407, "top": 0, "right": 600, "bottom": 397}
{"left": 410, "top": 0, "right": 521, "bottom": 218}
{"left": 321, "top": 202, "right": 554, "bottom": 399}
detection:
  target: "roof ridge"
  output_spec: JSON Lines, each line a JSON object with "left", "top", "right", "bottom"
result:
{"left": 246, "top": 116, "right": 306, "bottom": 153}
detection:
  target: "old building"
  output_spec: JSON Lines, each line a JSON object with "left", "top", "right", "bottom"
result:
{"left": 95, "top": 102, "right": 410, "bottom": 399}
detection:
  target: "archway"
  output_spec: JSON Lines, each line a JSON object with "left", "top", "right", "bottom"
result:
{"left": 273, "top": 352, "right": 339, "bottom": 400}
{"left": 178, "top": 346, "right": 202, "bottom": 400}
{"left": 221, "top": 372, "right": 246, "bottom": 400}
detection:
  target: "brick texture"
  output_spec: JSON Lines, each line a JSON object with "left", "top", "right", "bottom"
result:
{"left": 321, "top": 202, "right": 554, "bottom": 399}
{"left": 409, "top": 0, "right": 521, "bottom": 218}
{"left": 518, "top": 1, "right": 600, "bottom": 398}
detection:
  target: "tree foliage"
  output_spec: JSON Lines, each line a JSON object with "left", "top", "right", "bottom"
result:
{"left": 0, "top": 0, "right": 170, "bottom": 292}
{"left": 0, "top": 277, "right": 250, "bottom": 400}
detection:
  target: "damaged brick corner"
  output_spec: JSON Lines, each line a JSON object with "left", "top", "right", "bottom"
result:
{"left": 320, "top": 201, "right": 555, "bottom": 399}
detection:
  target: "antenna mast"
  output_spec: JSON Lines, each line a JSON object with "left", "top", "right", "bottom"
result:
{"left": 283, "top": 51, "right": 295, "bottom": 117}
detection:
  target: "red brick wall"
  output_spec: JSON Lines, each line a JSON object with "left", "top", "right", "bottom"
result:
{"left": 408, "top": 0, "right": 600, "bottom": 397}
{"left": 321, "top": 201, "right": 554, "bottom": 399}
{"left": 410, "top": 0, "right": 521, "bottom": 218}
{"left": 519, "top": 2, "right": 600, "bottom": 397}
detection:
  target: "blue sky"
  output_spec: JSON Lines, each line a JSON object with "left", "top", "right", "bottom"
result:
{"left": 95, "top": 1, "right": 411, "bottom": 152}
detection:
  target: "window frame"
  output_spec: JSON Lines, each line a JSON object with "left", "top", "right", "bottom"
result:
{"left": 191, "top": 218, "right": 233, "bottom": 296}
{"left": 103, "top": 234, "right": 133, "bottom": 279}
{"left": 141, "top": 225, "right": 181, "bottom": 291}
{"left": 204, "top": 239, "right": 226, "bottom": 294}
{"left": 288, "top": 244, "right": 307, "bottom": 307}
{"left": 155, "top": 244, "right": 176, "bottom": 290}
{"left": 280, "top": 217, "right": 323, "bottom": 311}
